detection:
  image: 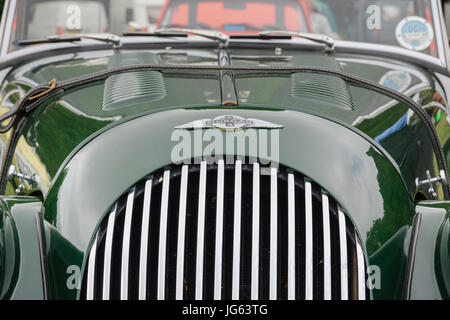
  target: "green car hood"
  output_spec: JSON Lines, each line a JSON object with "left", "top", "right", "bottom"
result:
{"left": 1, "top": 47, "right": 441, "bottom": 299}
{"left": 39, "top": 106, "right": 414, "bottom": 300}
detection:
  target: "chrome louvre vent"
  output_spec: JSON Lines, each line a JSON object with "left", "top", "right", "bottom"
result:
{"left": 102, "top": 52, "right": 166, "bottom": 111}
{"left": 290, "top": 56, "right": 354, "bottom": 111}
{"left": 290, "top": 72, "right": 354, "bottom": 110}
{"left": 102, "top": 70, "right": 166, "bottom": 111}
{"left": 81, "top": 161, "right": 369, "bottom": 300}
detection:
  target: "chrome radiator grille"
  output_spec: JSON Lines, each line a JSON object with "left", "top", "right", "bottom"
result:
{"left": 80, "top": 161, "right": 369, "bottom": 300}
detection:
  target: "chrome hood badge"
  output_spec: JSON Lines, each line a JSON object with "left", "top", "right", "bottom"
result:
{"left": 175, "top": 115, "right": 284, "bottom": 130}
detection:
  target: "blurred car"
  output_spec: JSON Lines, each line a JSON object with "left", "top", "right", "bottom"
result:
{"left": 27, "top": 1, "right": 109, "bottom": 39}
{"left": 112, "top": 0, "right": 166, "bottom": 33}
{"left": 157, "top": 0, "right": 312, "bottom": 33}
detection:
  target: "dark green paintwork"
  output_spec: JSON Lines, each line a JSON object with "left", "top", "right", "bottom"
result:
{"left": 410, "top": 202, "right": 450, "bottom": 299}
{"left": 0, "top": 45, "right": 448, "bottom": 299}
{"left": 436, "top": 205, "right": 450, "bottom": 299}
{"left": 0, "top": 197, "right": 44, "bottom": 300}
{"left": 40, "top": 108, "right": 414, "bottom": 299}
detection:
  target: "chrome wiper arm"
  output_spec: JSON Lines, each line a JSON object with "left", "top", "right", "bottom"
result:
{"left": 154, "top": 28, "right": 229, "bottom": 47}
{"left": 76, "top": 33, "right": 122, "bottom": 48}
{"left": 259, "top": 30, "right": 335, "bottom": 51}
{"left": 18, "top": 33, "right": 122, "bottom": 48}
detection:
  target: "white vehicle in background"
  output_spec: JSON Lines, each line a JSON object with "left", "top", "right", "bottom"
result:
{"left": 23, "top": 0, "right": 165, "bottom": 41}
{"left": 132, "top": 0, "right": 165, "bottom": 32}
{"left": 110, "top": 0, "right": 165, "bottom": 33}
{"left": 27, "top": 1, "right": 109, "bottom": 39}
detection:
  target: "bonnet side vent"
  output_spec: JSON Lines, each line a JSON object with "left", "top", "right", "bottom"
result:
{"left": 102, "top": 53, "right": 166, "bottom": 111}
{"left": 290, "top": 56, "right": 354, "bottom": 111}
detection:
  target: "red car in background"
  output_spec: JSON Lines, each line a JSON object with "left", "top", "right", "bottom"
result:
{"left": 157, "top": 0, "right": 312, "bottom": 34}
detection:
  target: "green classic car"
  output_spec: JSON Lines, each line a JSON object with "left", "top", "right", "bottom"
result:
{"left": 0, "top": 0, "right": 449, "bottom": 301}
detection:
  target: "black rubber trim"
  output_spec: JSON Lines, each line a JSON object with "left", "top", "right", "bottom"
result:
{"left": 1, "top": 64, "right": 447, "bottom": 198}
{"left": 35, "top": 210, "right": 49, "bottom": 300}
{"left": 230, "top": 34, "right": 292, "bottom": 40}
{"left": 403, "top": 213, "right": 422, "bottom": 300}
{"left": 123, "top": 32, "right": 188, "bottom": 38}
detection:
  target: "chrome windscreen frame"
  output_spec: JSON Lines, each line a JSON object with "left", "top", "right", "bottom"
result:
{"left": 0, "top": 0, "right": 449, "bottom": 74}
{"left": 0, "top": 0, "right": 15, "bottom": 58}
{"left": 433, "top": 0, "right": 450, "bottom": 74}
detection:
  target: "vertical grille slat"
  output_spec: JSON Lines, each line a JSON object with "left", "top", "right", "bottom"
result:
{"left": 157, "top": 171, "right": 170, "bottom": 300}
{"left": 232, "top": 160, "right": 242, "bottom": 300}
{"left": 338, "top": 208, "right": 349, "bottom": 300}
{"left": 322, "top": 194, "right": 331, "bottom": 300}
{"left": 214, "top": 160, "right": 225, "bottom": 300}
{"left": 82, "top": 162, "right": 369, "bottom": 300}
{"left": 356, "top": 234, "right": 366, "bottom": 300}
{"left": 103, "top": 206, "right": 116, "bottom": 300}
{"left": 120, "top": 190, "right": 135, "bottom": 300}
{"left": 304, "top": 181, "right": 313, "bottom": 300}
{"left": 269, "top": 168, "right": 278, "bottom": 300}
{"left": 176, "top": 166, "right": 188, "bottom": 300}
{"left": 86, "top": 236, "right": 98, "bottom": 300}
{"left": 138, "top": 180, "right": 152, "bottom": 300}
{"left": 251, "top": 163, "right": 260, "bottom": 300}
{"left": 287, "top": 173, "right": 296, "bottom": 300}
{"left": 195, "top": 162, "right": 207, "bottom": 300}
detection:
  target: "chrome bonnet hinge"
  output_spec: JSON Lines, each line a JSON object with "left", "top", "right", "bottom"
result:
{"left": 7, "top": 165, "right": 39, "bottom": 193}
{"left": 415, "top": 170, "right": 448, "bottom": 200}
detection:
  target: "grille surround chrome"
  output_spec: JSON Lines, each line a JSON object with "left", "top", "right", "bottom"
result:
{"left": 81, "top": 161, "right": 369, "bottom": 300}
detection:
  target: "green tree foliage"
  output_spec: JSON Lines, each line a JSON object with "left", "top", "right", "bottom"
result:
{"left": 0, "top": 0, "right": 4, "bottom": 14}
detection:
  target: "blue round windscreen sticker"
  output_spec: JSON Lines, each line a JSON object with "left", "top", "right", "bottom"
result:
{"left": 379, "top": 70, "right": 412, "bottom": 92}
{"left": 396, "top": 16, "right": 434, "bottom": 51}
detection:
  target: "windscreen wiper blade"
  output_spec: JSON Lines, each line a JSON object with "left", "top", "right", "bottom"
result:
{"left": 125, "top": 28, "right": 230, "bottom": 47}
{"left": 16, "top": 33, "right": 122, "bottom": 48}
{"left": 259, "top": 30, "right": 335, "bottom": 51}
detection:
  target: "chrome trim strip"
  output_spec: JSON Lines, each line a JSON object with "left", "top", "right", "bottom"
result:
{"left": 305, "top": 181, "right": 313, "bottom": 300}
{"left": 232, "top": 160, "right": 242, "bottom": 300}
{"left": 322, "top": 194, "right": 331, "bottom": 300}
{"left": 0, "top": 0, "right": 10, "bottom": 56}
{"left": 269, "top": 167, "right": 278, "bottom": 300}
{"left": 338, "top": 209, "right": 348, "bottom": 300}
{"left": 195, "top": 161, "right": 207, "bottom": 300}
{"left": 157, "top": 171, "right": 170, "bottom": 300}
{"left": 356, "top": 234, "right": 366, "bottom": 300}
{"left": 404, "top": 213, "right": 422, "bottom": 300}
{"left": 1, "top": 0, "right": 15, "bottom": 58}
{"left": 432, "top": 0, "right": 448, "bottom": 69}
{"left": 86, "top": 235, "right": 98, "bottom": 300}
{"left": 251, "top": 163, "right": 260, "bottom": 300}
{"left": 176, "top": 166, "right": 189, "bottom": 300}
{"left": 334, "top": 40, "right": 447, "bottom": 74}
{"left": 138, "top": 179, "right": 153, "bottom": 300}
{"left": 287, "top": 173, "right": 296, "bottom": 300}
{"left": 214, "top": 160, "right": 225, "bottom": 300}
{"left": 120, "top": 190, "right": 135, "bottom": 300}
{"left": 438, "top": 0, "right": 450, "bottom": 73}
{"left": 35, "top": 211, "right": 49, "bottom": 300}
{"left": 103, "top": 206, "right": 117, "bottom": 300}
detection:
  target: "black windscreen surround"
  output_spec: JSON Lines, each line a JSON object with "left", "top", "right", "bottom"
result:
{"left": 80, "top": 159, "right": 369, "bottom": 300}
